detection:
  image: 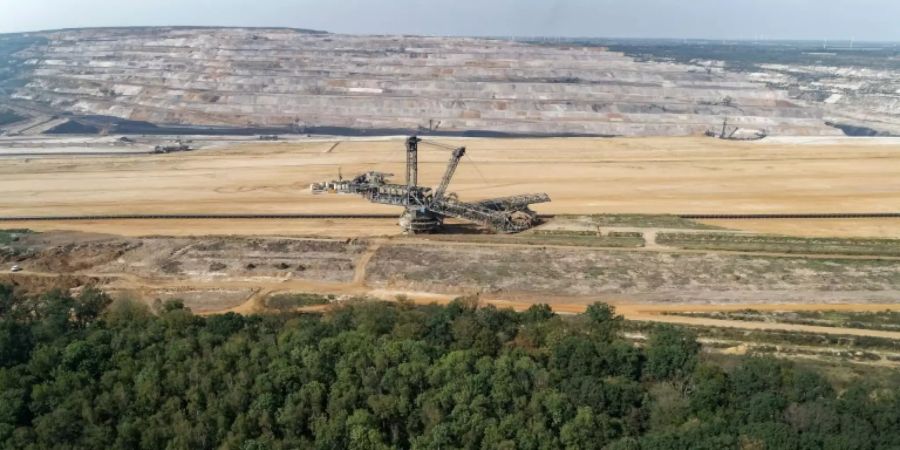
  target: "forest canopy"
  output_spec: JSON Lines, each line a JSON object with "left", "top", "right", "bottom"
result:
{"left": 1, "top": 285, "right": 899, "bottom": 449}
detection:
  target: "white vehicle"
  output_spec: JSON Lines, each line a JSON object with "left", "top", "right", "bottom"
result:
{"left": 10, "top": 265, "right": 22, "bottom": 273}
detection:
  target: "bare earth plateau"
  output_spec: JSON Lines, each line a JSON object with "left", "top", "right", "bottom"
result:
{"left": 3, "top": 135, "right": 900, "bottom": 345}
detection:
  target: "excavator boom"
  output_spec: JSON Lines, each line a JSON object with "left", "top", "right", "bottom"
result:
{"left": 309, "top": 136, "right": 550, "bottom": 233}
{"left": 431, "top": 146, "right": 465, "bottom": 205}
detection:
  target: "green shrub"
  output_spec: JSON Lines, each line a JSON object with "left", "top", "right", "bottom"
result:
{"left": 265, "top": 292, "right": 333, "bottom": 310}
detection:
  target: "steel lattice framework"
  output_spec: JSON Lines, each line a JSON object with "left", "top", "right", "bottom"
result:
{"left": 310, "top": 137, "right": 550, "bottom": 233}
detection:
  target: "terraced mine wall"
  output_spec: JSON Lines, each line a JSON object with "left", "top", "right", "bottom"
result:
{"left": 0, "top": 34, "right": 46, "bottom": 95}
{"left": 6, "top": 27, "right": 843, "bottom": 136}
{"left": 580, "top": 38, "right": 900, "bottom": 136}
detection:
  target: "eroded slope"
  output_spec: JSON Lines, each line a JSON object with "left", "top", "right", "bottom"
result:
{"left": 8, "top": 27, "right": 839, "bottom": 136}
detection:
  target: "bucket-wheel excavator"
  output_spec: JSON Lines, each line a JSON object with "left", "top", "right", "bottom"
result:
{"left": 310, "top": 136, "right": 550, "bottom": 233}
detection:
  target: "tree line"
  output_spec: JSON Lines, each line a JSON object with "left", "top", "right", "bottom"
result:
{"left": 1, "top": 284, "right": 899, "bottom": 449}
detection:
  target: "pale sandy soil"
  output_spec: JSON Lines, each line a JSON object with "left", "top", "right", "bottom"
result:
{"left": 2, "top": 136, "right": 900, "bottom": 237}
{"left": 758, "top": 136, "right": 900, "bottom": 145}
{"left": 67, "top": 268, "right": 900, "bottom": 339}
{"left": 7, "top": 136, "right": 900, "bottom": 339}
{"left": 699, "top": 218, "right": 900, "bottom": 238}
{"left": 79, "top": 250, "right": 900, "bottom": 337}
{"left": 14, "top": 217, "right": 900, "bottom": 239}
{"left": 9, "top": 218, "right": 401, "bottom": 238}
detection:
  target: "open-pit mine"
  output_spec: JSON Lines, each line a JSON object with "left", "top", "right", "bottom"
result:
{"left": 4, "top": 27, "right": 885, "bottom": 137}
{"left": 2, "top": 27, "right": 900, "bottom": 345}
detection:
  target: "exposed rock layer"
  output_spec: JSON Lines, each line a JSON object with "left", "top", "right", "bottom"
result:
{"left": 9, "top": 27, "right": 841, "bottom": 136}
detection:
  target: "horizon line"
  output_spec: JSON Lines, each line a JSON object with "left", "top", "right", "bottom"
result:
{"left": 2, "top": 25, "right": 899, "bottom": 44}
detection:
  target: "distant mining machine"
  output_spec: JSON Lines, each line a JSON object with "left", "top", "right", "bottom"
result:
{"left": 705, "top": 118, "right": 767, "bottom": 141}
{"left": 153, "top": 139, "right": 192, "bottom": 153}
{"left": 310, "top": 136, "right": 550, "bottom": 233}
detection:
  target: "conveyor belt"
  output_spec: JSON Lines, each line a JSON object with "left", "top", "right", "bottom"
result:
{"left": 679, "top": 213, "right": 900, "bottom": 220}
{"left": 0, "top": 214, "right": 400, "bottom": 221}
{"left": 1, "top": 213, "right": 897, "bottom": 222}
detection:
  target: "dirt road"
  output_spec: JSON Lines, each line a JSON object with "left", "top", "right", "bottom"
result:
{"left": 11, "top": 265, "right": 900, "bottom": 339}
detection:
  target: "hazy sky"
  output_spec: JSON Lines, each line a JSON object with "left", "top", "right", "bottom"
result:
{"left": 1, "top": 0, "right": 897, "bottom": 41}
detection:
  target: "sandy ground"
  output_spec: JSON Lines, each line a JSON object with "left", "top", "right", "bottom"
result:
{"left": 13, "top": 217, "right": 900, "bottom": 240}
{"left": 8, "top": 228, "right": 900, "bottom": 338}
{"left": 698, "top": 218, "right": 900, "bottom": 238}
{"left": 3, "top": 136, "right": 900, "bottom": 237}
{"left": 8, "top": 218, "right": 401, "bottom": 238}
{"left": 7, "top": 135, "right": 900, "bottom": 340}
{"left": 13, "top": 267, "right": 900, "bottom": 339}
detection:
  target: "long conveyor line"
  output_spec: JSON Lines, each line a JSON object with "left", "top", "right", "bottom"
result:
{"left": 1, "top": 213, "right": 899, "bottom": 222}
